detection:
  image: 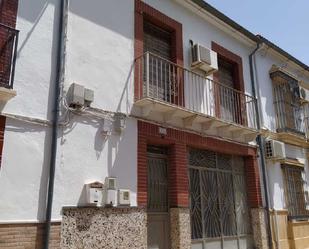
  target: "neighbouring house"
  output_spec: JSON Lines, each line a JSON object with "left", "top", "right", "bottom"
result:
{"left": 0, "top": 1, "right": 308, "bottom": 249}
{"left": 254, "top": 35, "right": 309, "bottom": 249}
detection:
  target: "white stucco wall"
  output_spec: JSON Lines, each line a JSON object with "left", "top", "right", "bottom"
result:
{"left": 254, "top": 43, "right": 309, "bottom": 211}
{"left": 65, "top": 0, "right": 135, "bottom": 114}
{"left": 267, "top": 143, "right": 309, "bottom": 210}
{"left": 0, "top": 0, "right": 274, "bottom": 222}
{"left": 52, "top": 116, "right": 137, "bottom": 219}
{"left": 0, "top": 0, "right": 60, "bottom": 221}
{"left": 0, "top": 0, "right": 138, "bottom": 222}
{"left": 254, "top": 49, "right": 309, "bottom": 132}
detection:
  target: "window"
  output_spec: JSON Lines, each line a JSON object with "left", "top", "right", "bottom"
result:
{"left": 188, "top": 149, "right": 251, "bottom": 248}
{"left": 212, "top": 42, "right": 247, "bottom": 126}
{"left": 143, "top": 20, "right": 174, "bottom": 102}
{"left": 217, "top": 58, "right": 238, "bottom": 123}
{"left": 134, "top": 0, "right": 183, "bottom": 104}
{"left": 282, "top": 165, "right": 308, "bottom": 219}
{"left": 143, "top": 20, "right": 172, "bottom": 60}
{"left": 271, "top": 70, "right": 307, "bottom": 135}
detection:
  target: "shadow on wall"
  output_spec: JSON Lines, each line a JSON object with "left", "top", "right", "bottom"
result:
{"left": 69, "top": 0, "right": 133, "bottom": 40}
{"left": 116, "top": 61, "right": 134, "bottom": 114}
{"left": 16, "top": 0, "right": 49, "bottom": 55}
{"left": 66, "top": 116, "right": 137, "bottom": 207}
{"left": 13, "top": 0, "right": 62, "bottom": 221}
{"left": 15, "top": 0, "right": 60, "bottom": 121}
{"left": 3, "top": 118, "right": 52, "bottom": 224}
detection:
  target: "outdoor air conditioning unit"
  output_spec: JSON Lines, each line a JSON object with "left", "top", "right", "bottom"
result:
{"left": 265, "top": 140, "right": 286, "bottom": 160}
{"left": 298, "top": 86, "right": 309, "bottom": 103}
{"left": 191, "top": 44, "right": 218, "bottom": 74}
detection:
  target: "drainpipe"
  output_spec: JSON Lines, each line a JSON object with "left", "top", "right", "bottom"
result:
{"left": 43, "top": 0, "right": 67, "bottom": 249}
{"left": 249, "top": 42, "right": 273, "bottom": 249}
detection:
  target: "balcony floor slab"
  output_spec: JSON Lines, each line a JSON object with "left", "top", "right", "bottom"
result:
{"left": 134, "top": 98, "right": 259, "bottom": 143}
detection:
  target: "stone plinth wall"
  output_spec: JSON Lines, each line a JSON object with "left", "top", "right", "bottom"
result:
{"left": 169, "top": 208, "right": 191, "bottom": 249}
{"left": 251, "top": 208, "right": 269, "bottom": 249}
{"left": 61, "top": 207, "right": 147, "bottom": 249}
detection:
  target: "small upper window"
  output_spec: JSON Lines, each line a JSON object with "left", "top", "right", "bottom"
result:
{"left": 270, "top": 69, "right": 308, "bottom": 135}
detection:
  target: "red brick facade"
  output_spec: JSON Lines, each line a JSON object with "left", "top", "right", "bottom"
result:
{"left": 0, "top": 0, "right": 18, "bottom": 28}
{"left": 137, "top": 121, "right": 262, "bottom": 208}
{"left": 134, "top": 0, "right": 183, "bottom": 102}
{"left": 0, "top": 0, "right": 18, "bottom": 87}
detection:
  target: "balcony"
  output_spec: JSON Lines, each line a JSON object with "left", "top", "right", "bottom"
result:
{"left": 133, "top": 52, "right": 258, "bottom": 143}
{"left": 0, "top": 23, "right": 18, "bottom": 101}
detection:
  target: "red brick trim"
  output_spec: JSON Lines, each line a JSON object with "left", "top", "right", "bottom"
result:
{"left": 137, "top": 121, "right": 262, "bottom": 208}
{"left": 211, "top": 41, "right": 244, "bottom": 92}
{"left": 0, "top": 0, "right": 18, "bottom": 87}
{"left": 0, "top": 0, "right": 19, "bottom": 28}
{"left": 0, "top": 116, "right": 6, "bottom": 168}
{"left": 134, "top": 0, "right": 184, "bottom": 102}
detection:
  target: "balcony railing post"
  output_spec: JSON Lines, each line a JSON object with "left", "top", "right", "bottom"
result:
{"left": 10, "top": 30, "right": 19, "bottom": 89}
{"left": 146, "top": 52, "right": 150, "bottom": 97}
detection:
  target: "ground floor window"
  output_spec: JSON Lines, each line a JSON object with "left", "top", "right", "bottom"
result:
{"left": 188, "top": 149, "right": 252, "bottom": 249}
{"left": 282, "top": 165, "right": 309, "bottom": 219}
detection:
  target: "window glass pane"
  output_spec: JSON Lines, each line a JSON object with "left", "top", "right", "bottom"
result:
{"left": 147, "top": 148, "right": 168, "bottom": 212}
{"left": 189, "top": 169, "right": 202, "bottom": 239}
{"left": 189, "top": 149, "right": 216, "bottom": 168}
{"left": 234, "top": 173, "right": 251, "bottom": 234}
{"left": 283, "top": 165, "right": 307, "bottom": 217}
{"left": 189, "top": 149, "right": 251, "bottom": 245}
{"left": 201, "top": 170, "right": 220, "bottom": 238}
{"left": 217, "top": 153, "right": 232, "bottom": 170}
{"left": 218, "top": 172, "right": 236, "bottom": 236}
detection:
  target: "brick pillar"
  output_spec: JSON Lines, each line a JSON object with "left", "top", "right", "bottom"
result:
{"left": 137, "top": 133, "right": 147, "bottom": 207}
{"left": 169, "top": 143, "right": 191, "bottom": 249}
{"left": 0, "top": 0, "right": 19, "bottom": 27}
{"left": 245, "top": 156, "right": 262, "bottom": 208}
{"left": 169, "top": 142, "right": 189, "bottom": 207}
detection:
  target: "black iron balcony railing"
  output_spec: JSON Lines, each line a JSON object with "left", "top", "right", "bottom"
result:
{"left": 0, "top": 23, "right": 19, "bottom": 89}
{"left": 135, "top": 52, "right": 258, "bottom": 130}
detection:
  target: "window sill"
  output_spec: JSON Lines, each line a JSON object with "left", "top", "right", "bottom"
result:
{"left": 288, "top": 215, "right": 309, "bottom": 222}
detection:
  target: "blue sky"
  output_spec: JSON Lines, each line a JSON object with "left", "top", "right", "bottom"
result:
{"left": 206, "top": 0, "right": 309, "bottom": 66}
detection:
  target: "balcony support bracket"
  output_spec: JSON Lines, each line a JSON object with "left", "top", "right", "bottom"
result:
{"left": 183, "top": 115, "right": 198, "bottom": 128}
{"left": 164, "top": 110, "right": 179, "bottom": 123}
{"left": 142, "top": 103, "right": 155, "bottom": 117}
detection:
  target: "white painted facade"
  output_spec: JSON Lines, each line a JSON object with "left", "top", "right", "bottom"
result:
{"left": 0, "top": 0, "right": 138, "bottom": 222}
{"left": 0, "top": 0, "right": 308, "bottom": 230}
{"left": 254, "top": 46, "right": 309, "bottom": 211}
